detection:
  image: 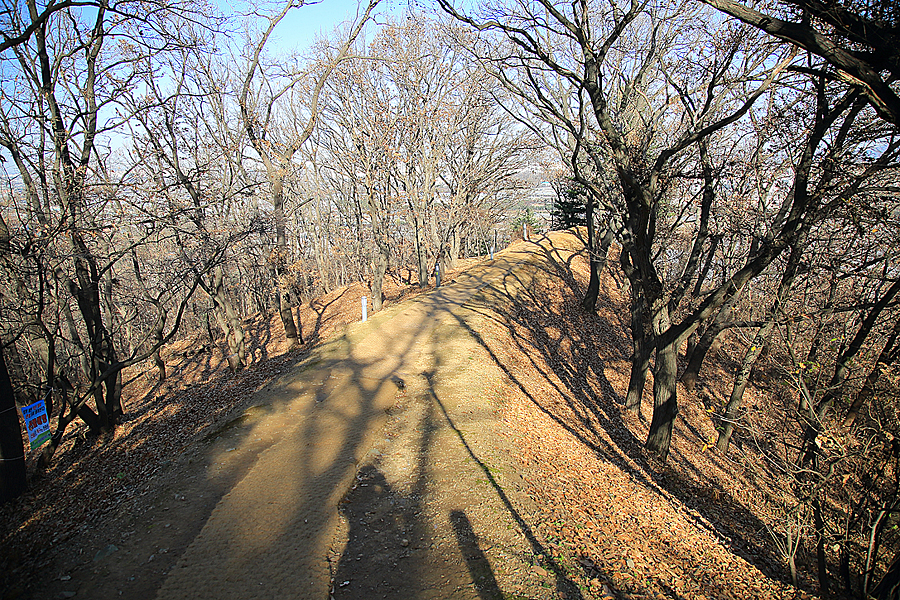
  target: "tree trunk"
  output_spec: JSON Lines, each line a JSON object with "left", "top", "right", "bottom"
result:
{"left": 680, "top": 294, "right": 737, "bottom": 391}
{"left": 415, "top": 213, "right": 428, "bottom": 287}
{"left": 582, "top": 256, "right": 601, "bottom": 312}
{"left": 449, "top": 226, "right": 460, "bottom": 268}
{"left": 210, "top": 267, "right": 246, "bottom": 370}
{"left": 625, "top": 289, "right": 652, "bottom": 413}
{"left": 202, "top": 308, "right": 215, "bottom": 344}
{"left": 646, "top": 304, "right": 679, "bottom": 461}
{"left": 789, "top": 553, "right": 799, "bottom": 589}
{"left": 684, "top": 329, "right": 699, "bottom": 369}
{"left": 277, "top": 289, "right": 299, "bottom": 349}
{"left": 106, "top": 370, "right": 123, "bottom": 422}
{"left": 839, "top": 541, "right": 852, "bottom": 596}
{"left": 814, "top": 497, "right": 830, "bottom": 596}
{"left": 272, "top": 178, "right": 301, "bottom": 348}
{"left": 866, "top": 505, "right": 893, "bottom": 596}
{"left": 372, "top": 242, "right": 389, "bottom": 312}
{"left": 152, "top": 348, "right": 166, "bottom": 382}
{"left": 716, "top": 328, "right": 770, "bottom": 452}
{"left": 0, "top": 345, "right": 27, "bottom": 504}
{"left": 70, "top": 241, "right": 119, "bottom": 430}
{"left": 581, "top": 198, "right": 612, "bottom": 311}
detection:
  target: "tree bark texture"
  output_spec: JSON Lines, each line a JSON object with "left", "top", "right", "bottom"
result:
{"left": 646, "top": 306, "right": 679, "bottom": 460}
{"left": 210, "top": 267, "right": 246, "bottom": 371}
{"left": 372, "top": 243, "right": 389, "bottom": 312}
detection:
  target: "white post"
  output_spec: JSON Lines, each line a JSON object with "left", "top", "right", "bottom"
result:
{"left": 523, "top": 222, "right": 527, "bottom": 240}
{"left": 361, "top": 296, "right": 367, "bottom": 322}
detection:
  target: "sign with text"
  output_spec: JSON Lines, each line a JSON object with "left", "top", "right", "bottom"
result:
{"left": 20, "top": 400, "right": 51, "bottom": 450}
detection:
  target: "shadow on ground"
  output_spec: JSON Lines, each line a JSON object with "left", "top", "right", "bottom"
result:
{"left": 452, "top": 233, "right": 792, "bottom": 592}
{"left": 9, "top": 232, "right": 790, "bottom": 600}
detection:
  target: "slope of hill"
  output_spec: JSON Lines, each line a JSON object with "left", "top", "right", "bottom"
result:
{"left": 465, "top": 232, "right": 809, "bottom": 599}
{"left": 1, "top": 230, "right": 813, "bottom": 600}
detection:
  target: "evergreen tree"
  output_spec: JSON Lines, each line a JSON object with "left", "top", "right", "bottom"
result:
{"left": 550, "top": 180, "right": 587, "bottom": 230}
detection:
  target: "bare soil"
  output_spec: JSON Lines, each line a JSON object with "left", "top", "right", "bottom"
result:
{"left": 2, "top": 231, "right": 815, "bottom": 600}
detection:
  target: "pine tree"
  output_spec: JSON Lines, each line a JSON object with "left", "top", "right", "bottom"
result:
{"left": 550, "top": 181, "right": 587, "bottom": 230}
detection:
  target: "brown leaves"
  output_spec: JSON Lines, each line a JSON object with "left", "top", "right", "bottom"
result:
{"left": 477, "top": 232, "right": 800, "bottom": 599}
{"left": 1, "top": 275, "right": 436, "bottom": 596}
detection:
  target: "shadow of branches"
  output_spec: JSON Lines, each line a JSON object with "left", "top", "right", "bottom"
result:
{"left": 453, "top": 233, "right": 791, "bottom": 590}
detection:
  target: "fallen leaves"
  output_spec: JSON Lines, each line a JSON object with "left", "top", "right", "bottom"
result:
{"left": 475, "top": 235, "right": 808, "bottom": 599}
{"left": 0, "top": 275, "right": 428, "bottom": 596}
{"left": 0, "top": 238, "right": 819, "bottom": 600}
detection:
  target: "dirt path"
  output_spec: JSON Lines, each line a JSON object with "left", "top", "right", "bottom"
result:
{"left": 13, "top": 229, "right": 816, "bottom": 600}
{"left": 155, "top": 239, "right": 584, "bottom": 600}
{"left": 35, "top": 237, "right": 583, "bottom": 600}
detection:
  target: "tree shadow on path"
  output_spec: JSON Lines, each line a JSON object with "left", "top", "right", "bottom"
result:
{"left": 425, "top": 370, "right": 588, "bottom": 600}
{"left": 454, "top": 233, "right": 790, "bottom": 590}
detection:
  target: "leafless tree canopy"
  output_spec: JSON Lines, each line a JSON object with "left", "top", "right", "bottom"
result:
{"left": 2, "top": 0, "right": 900, "bottom": 595}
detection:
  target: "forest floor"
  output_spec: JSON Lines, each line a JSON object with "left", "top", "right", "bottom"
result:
{"left": 2, "top": 230, "right": 818, "bottom": 600}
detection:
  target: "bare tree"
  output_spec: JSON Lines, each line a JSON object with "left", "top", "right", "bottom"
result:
{"left": 315, "top": 16, "right": 533, "bottom": 307}
{"left": 441, "top": 0, "right": 814, "bottom": 459}
{"left": 0, "top": 0, "right": 234, "bottom": 464}
{"left": 702, "top": 0, "right": 900, "bottom": 127}
{"left": 236, "top": 0, "right": 378, "bottom": 345}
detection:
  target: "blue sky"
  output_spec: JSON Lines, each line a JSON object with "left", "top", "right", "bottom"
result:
{"left": 223, "top": 0, "right": 411, "bottom": 54}
{"left": 275, "top": 0, "right": 375, "bottom": 49}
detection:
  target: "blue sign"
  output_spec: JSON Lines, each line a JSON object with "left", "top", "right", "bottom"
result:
{"left": 20, "top": 400, "right": 51, "bottom": 450}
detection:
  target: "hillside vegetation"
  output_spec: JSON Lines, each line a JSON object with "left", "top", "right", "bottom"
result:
{"left": 3, "top": 231, "right": 887, "bottom": 599}
{"left": 2, "top": 1, "right": 899, "bottom": 598}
